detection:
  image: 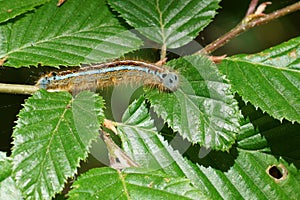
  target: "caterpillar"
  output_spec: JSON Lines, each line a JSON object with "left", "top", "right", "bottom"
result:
{"left": 36, "top": 60, "right": 179, "bottom": 93}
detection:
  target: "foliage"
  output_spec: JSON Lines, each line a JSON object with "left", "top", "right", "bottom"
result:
{"left": 219, "top": 38, "right": 300, "bottom": 123}
{"left": 0, "top": 0, "right": 141, "bottom": 67}
{"left": 11, "top": 90, "right": 104, "bottom": 199}
{"left": 0, "top": 0, "right": 299, "bottom": 199}
{"left": 68, "top": 167, "right": 204, "bottom": 200}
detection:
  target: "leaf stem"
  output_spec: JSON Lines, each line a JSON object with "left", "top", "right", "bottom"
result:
{"left": 197, "top": 1, "right": 300, "bottom": 55}
{"left": 0, "top": 83, "right": 38, "bottom": 95}
{"left": 160, "top": 43, "right": 167, "bottom": 61}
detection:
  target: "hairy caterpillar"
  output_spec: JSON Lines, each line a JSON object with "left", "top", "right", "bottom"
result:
{"left": 36, "top": 60, "right": 179, "bottom": 93}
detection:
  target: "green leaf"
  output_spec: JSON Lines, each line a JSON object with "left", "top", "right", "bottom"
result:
{"left": 0, "top": 0, "right": 142, "bottom": 67}
{"left": 219, "top": 37, "right": 300, "bottom": 123}
{"left": 0, "top": 0, "right": 50, "bottom": 23}
{"left": 117, "top": 97, "right": 163, "bottom": 168}
{"left": 197, "top": 152, "right": 300, "bottom": 200}
{"left": 0, "top": 152, "right": 12, "bottom": 182}
{"left": 219, "top": 58, "right": 300, "bottom": 123}
{"left": 68, "top": 167, "right": 204, "bottom": 200}
{"left": 116, "top": 98, "right": 300, "bottom": 199}
{"left": 0, "top": 152, "right": 23, "bottom": 200}
{"left": 116, "top": 97, "right": 207, "bottom": 180}
{"left": 263, "top": 122, "right": 300, "bottom": 167}
{"left": 235, "top": 36, "right": 300, "bottom": 70}
{"left": 11, "top": 90, "right": 105, "bottom": 199}
{"left": 238, "top": 98, "right": 300, "bottom": 166}
{"left": 146, "top": 55, "right": 241, "bottom": 151}
{"left": 236, "top": 118, "right": 269, "bottom": 151}
{"left": 107, "top": 0, "right": 220, "bottom": 48}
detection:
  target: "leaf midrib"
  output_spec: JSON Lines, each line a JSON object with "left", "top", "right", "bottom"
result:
{"left": 6, "top": 24, "right": 120, "bottom": 55}
{"left": 35, "top": 98, "right": 72, "bottom": 192}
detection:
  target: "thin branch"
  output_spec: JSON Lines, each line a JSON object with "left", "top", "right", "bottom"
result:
{"left": 0, "top": 83, "right": 38, "bottom": 95}
{"left": 197, "top": 1, "right": 300, "bottom": 55}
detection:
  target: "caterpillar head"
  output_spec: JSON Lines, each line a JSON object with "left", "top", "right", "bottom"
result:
{"left": 36, "top": 72, "right": 58, "bottom": 89}
{"left": 36, "top": 76, "right": 50, "bottom": 89}
{"left": 161, "top": 72, "right": 179, "bottom": 92}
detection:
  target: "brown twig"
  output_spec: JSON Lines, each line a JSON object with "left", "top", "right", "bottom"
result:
{"left": 209, "top": 55, "right": 227, "bottom": 63}
{"left": 197, "top": 1, "right": 300, "bottom": 55}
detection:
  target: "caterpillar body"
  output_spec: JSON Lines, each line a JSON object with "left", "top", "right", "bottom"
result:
{"left": 36, "top": 60, "right": 179, "bottom": 93}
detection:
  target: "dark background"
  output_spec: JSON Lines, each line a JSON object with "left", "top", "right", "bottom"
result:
{"left": 202, "top": 0, "right": 300, "bottom": 55}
